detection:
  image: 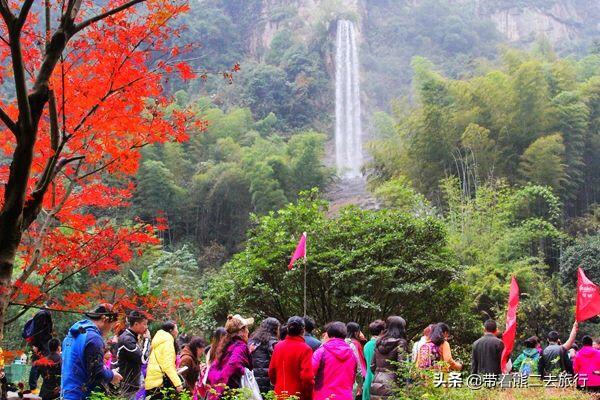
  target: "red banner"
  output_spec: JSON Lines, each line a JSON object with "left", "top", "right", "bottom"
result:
{"left": 576, "top": 267, "right": 600, "bottom": 322}
{"left": 501, "top": 276, "right": 519, "bottom": 373}
{"left": 288, "top": 232, "right": 307, "bottom": 270}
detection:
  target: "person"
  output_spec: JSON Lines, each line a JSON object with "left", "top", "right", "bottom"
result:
{"left": 205, "top": 327, "right": 226, "bottom": 364}
{"left": 370, "top": 316, "right": 409, "bottom": 400}
{"left": 533, "top": 336, "right": 543, "bottom": 355}
{"left": 0, "top": 346, "right": 8, "bottom": 400}
{"left": 114, "top": 310, "right": 151, "bottom": 398}
{"left": 539, "top": 321, "right": 578, "bottom": 378}
{"left": 411, "top": 325, "right": 433, "bottom": 363}
{"left": 197, "top": 327, "right": 226, "bottom": 398}
{"left": 511, "top": 337, "right": 541, "bottom": 376}
{"left": 573, "top": 335, "right": 600, "bottom": 391}
{"left": 429, "top": 323, "right": 462, "bottom": 371}
{"left": 249, "top": 317, "right": 280, "bottom": 393}
{"left": 594, "top": 338, "right": 600, "bottom": 350}
{"left": 27, "top": 300, "right": 55, "bottom": 392}
{"left": 34, "top": 338, "right": 61, "bottom": 400}
{"left": 61, "top": 304, "right": 123, "bottom": 400}
{"left": 313, "top": 322, "right": 357, "bottom": 400}
{"left": 346, "top": 322, "right": 367, "bottom": 377}
{"left": 362, "top": 320, "right": 385, "bottom": 400}
{"left": 280, "top": 324, "right": 288, "bottom": 341}
{"left": 206, "top": 314, "right": 254, "bottom": 398}
{"left": 145, "top": 321, "right": 184, "bottom": 399}
{"left": 268, "top": 316, "right": 313, "bottom": 400}
{"left": 304, "top": 317, "right": 321, "bottom": 352}
{"left": 179, "top": 336, "right": 206, "bottom": 392}
{"left": 569, "top": 343, "right": 580, "bottom": 360}
{"left": 471, "top": 319, "right": 504, "bottom": 375}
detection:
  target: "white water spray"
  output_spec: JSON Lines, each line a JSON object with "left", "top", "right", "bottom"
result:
{"left": 335, "top": 20, "right": 363, "bottom": 178}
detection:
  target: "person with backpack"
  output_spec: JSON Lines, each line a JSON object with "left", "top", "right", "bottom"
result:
{"left": 512, "top": 337, "right": 541, "bottom": 376}
{"left": 248, "top": 317, "right": 280, "bottom": 393}
{"left": 539, "top": 321, "right": 578, "bottom": 378}
{"left": 346, "top": 322, "right": 367, "bottom": 377}
{"left": 370, "top": 316, "right": 409, "bottom": 400}
{"left": 573, "top": 335, "right": 600, "bottom": 391}
{"left": 24, "top": 300, "right": 55, "bottom": 392}
{"left": 114, "top": 310, "right": 151, "bottom": 398}
{"left": 429, "top": 323, "right": 462, "bottom": 371}
{"left": 61, "top": 304, "right": 123, "bottom": 400}
{"left": 268, "top": 316, "right": 313, "bottom": 400}
{"left": 416, "top": 327, "right": 440, "bottom": 370}
{"left": 470, "top": 319, "right": 504, "bottom": 375}
{"left": 363, "top": 320, "right": 385, "bottom": 400}
{"left": 33, "top": 338, "right": 61, "bottom": 400}
{"left": 312, "top": 322, "right": 357, "bottom": 400}
{"left": 411, "top": 325, "right": 433, "bottom": 363}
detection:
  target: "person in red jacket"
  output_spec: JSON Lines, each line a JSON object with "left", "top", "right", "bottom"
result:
{"left": 269, "top": 316, "right": 314, "bottom": 400}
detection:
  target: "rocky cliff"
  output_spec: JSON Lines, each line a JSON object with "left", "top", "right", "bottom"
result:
{"left": 484, "top": 0, "right": 599, "bottom": 45}
{"left": 241, "top": 0, "right": 598, "bottom": 55}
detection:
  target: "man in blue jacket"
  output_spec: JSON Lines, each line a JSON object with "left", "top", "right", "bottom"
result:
{"left": 61, "top": 304, "right": 123, "bottom": 399}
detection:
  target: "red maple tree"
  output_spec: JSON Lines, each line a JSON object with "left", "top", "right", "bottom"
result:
{"left": 0, "top": 0, "right": 204, "bottom": 336}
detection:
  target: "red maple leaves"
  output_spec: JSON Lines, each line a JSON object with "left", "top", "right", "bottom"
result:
{"left": 0, "top": 0, "right": 204, "bottom": 320}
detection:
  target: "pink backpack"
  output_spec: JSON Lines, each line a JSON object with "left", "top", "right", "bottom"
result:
{"left": 417, "top": 342, "right": 440, "bottom": 369}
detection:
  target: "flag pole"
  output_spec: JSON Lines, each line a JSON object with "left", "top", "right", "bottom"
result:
{"left": 303, "top": 258, "right": 307, "bottom": 317}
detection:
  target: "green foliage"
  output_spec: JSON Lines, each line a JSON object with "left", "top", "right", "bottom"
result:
{"left": 519, "top": 133, "right": 567, "bottom": 192}
{"left": 133, "top": 99, "right": 332, "bottom": 258}
{"left": 200, "top": 190, "right": 475, "bottom": 340}
{"left": 367, "top": 50, "right": 600, "bottom": 217}
{"left": 560, "top": 234, "right": 600, "bottom": 285}
{"left": 442, "top": 178, "right": 564, "bottom": 319}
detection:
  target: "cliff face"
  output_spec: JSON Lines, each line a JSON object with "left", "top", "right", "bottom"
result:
{"left": 246, "top": 0, "right": 362, "bottom": 58}
{"left": 243, "top": 0, "right": 597, "bottom": 54}
{"left": 485, "top": 1, "right": 598, "bottom": 44}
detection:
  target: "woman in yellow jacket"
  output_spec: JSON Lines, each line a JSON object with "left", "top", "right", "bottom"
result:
{"left": 145, "top": 321, "right": 184, "bottom": 399}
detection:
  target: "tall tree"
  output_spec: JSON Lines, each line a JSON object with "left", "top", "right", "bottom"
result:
{"left": 0, "top": 0, "right": 196, "bottom": 337}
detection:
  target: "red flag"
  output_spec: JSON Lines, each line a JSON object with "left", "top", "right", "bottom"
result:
{"left": 501, "top": 276, "right": 519, "bottom": 373}
{"left": 576, "top": 268, "right": 600, "bottom": 322}
{"left": 288, "top": 232, "right": 307, "bottom": 270}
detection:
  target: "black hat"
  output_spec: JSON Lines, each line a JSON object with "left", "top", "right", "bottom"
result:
{"left": 85, "top": 303, "right": 118, "bottom": 322}
{"left": 286, "top": 316, "right": 305, "bottom": 335}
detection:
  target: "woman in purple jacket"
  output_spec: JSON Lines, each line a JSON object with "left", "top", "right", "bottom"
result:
{"left": 207, "top": 314, "right": 254, "bottom": 399}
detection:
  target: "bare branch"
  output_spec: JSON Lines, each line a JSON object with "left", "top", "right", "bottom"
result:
{"left": 73, "top": 0, "right": 146, "bottom": 34}
{"left": 0, "top": 106, "right": 17, "bottom": 134}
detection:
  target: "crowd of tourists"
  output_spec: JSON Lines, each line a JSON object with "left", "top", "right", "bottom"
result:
{"left": 12, "top": 303, "right": 600, "bottom": 400}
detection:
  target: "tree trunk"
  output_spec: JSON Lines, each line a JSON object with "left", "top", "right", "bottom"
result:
{"left": 0, "top": 217, "right": 22, "bottom": 341}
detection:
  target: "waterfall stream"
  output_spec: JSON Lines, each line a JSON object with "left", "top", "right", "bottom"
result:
{"left": 335, "top": 20, "right": 363, "bottom": 179}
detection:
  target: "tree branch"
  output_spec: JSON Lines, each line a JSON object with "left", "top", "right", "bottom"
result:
{"left": 0, "top": 0, "right": 15, "bottom": 25}
{"left": 16, "top": 0, "right": 35, "bottom": 30}
{"left": 0, "top": 106, "right": 17, "bottom": 134}
{"left": 73, "top": 0, "right": 146, "bottom": 34}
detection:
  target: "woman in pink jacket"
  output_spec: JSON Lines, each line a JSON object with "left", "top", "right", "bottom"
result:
{"left": 573, "top": 335, "right": 600, "bottom": 391}
{"left": 312, "top": 322, "right": 358, "bottom": 400}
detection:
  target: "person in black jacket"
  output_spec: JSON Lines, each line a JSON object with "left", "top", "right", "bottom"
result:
{"left": 28, "top": 300, "right": 55, "bottom": 391}
{"left": 34, "top": 338, "right": 61, "bottom": 400}
{"left": 471, "top": 319, "right": 504, "bottom": 375}
{"left": 248, "top": 317, "right": 280, "bottom": 393}
{"left": 539, "top": 322, "right": 578, "bottom": 378}
{"left": 114, "top": 310, "right": 150, "bottom": 398}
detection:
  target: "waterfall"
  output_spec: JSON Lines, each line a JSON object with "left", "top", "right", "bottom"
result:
{"left": 335, "top": 20, "right": 363, "bottom": 179}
